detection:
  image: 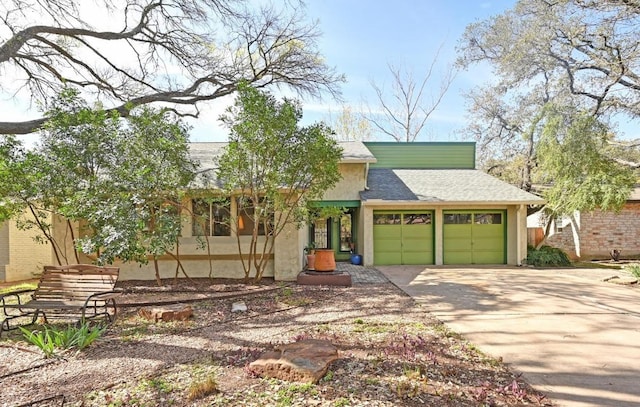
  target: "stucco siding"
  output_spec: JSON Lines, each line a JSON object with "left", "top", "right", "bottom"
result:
{"left": 322, "top": 163, "right": 366, "bottom": 201}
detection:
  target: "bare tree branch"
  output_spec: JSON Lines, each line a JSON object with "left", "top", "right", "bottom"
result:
{"left": 366, "top": 44, "right": 456, "bottom": 142}
{"left": 0, "top": 0, "right": 344, "bottom": 134}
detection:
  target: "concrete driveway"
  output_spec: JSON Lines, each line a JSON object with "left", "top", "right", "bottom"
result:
{"left": 376, "top": 265, "right": 640, "bottom": 407}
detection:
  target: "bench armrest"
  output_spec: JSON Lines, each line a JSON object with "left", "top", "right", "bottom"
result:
{"left": 85, "top": 288, "right": 123, "bottom": 303}
{"left": 0, "top": 289, "right": 36, "bottom": 303}
{"left": 0, "top": 289, "right": 36, "bottom": 314}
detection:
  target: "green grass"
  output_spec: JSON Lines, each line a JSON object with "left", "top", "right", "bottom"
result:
{"left": 624, "top": 263, "right": 640, "bottom": 279}
{"left": 573, "top": 261, "right": 621, "bottom": 269}
{"left": 0, "top": 282, "right": 37, "bottom": 295}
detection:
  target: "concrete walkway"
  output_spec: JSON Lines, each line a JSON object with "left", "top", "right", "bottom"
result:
{"left": 377, "top": 265, "right": 640, "bottom": 407}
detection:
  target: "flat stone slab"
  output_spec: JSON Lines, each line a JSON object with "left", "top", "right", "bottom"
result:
{"left": 138, "top": 304, "right": 193, "bottom": 322}
{"left": 249, "top": 339, "right": 338, "bottom": 383}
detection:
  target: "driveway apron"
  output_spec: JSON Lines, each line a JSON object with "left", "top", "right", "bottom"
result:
{"left": 377, "top": 265, "right": 640, "bottom": 407}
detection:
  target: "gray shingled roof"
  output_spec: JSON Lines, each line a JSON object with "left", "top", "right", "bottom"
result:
{"left": 361, "top": 169, "right": 544, "bottom": 204}
{"left": 338, "top": 141, "right": 377, "bottom": 163}
{"left": 188, "top": 141, "right": 375, "bottom": 189}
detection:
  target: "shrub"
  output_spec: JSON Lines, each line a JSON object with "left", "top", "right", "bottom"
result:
{"left": 20, "top": 321, "right": 106, "bottom": 358}
{"left": 624, "top": 263, "right": 640, "bottom": 279}
{"left": 525, "top": 245, "right": 571, "bottom": 267}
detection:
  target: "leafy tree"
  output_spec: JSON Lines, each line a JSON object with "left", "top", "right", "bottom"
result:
{"left": 217, "top": 83, "right": 342, "bottom": 282}
{"left": 0, "top": 89, "right": 196, "bottom": 284}
{"left": 457, "top": 0, "right": 640, "bottom": 249}
{"left": 0, "top": 0, "right": 343, "bottom": 135}
{"left": 536, "top": 106, "right": 635, "bottom": 255}
{"left": 457, "top": 0, "right": 640, "bottom": 187}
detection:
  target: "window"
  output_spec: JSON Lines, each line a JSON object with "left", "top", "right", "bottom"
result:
{"left": 444, "top": 213, "right": 472, "bottom": 224}
{"left": 191, "top": 198, "right": 230, "bottom": 236}
{"left": 373, "top": 214, "right": 401, "bottom": 225}
{"left": 474, "top": 213, "right": 502, "bottom": 224}
{"left": 404, "top": 213, "right": 432, "bottom": 225}
{"left": 237, "top": 197, "right": 273, "bottom": 236}
{"left": 339, "top": 213, "right": 353, "bottom": 252}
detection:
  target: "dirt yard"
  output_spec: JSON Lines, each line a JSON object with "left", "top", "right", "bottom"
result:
{"left": 0, "top": 279, "right": 552, "bottom": 406}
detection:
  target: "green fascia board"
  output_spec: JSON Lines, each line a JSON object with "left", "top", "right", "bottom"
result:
{"left": 364, "top": 142, "right": 476, "bottom": 169}
{"left": 309, "top": 200, "right": 361, "bottom": 208}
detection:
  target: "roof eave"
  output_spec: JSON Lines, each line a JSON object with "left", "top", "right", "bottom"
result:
{"left": 361, "top": 199, "right": 545, "bottom": 206}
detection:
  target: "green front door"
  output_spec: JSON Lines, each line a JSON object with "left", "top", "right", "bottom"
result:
{"left": 443, "top": 211, "right": 506, "bottom": 264}
{"left": 310, "top": 208, "right": 357, "bottom": 261}
{"left": 373, "top": 212, "right": 434, "bottom": 265}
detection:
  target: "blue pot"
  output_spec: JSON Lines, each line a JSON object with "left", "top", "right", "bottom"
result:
{"left": 350, "top": 254, "right": 362, "bottom": 265}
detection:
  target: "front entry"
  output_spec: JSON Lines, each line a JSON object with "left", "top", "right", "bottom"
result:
{"left": 310, "top": 208, "right": 357, "bottom": 261}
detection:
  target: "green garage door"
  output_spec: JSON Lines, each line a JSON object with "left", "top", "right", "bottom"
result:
{"left": 443, "top": 211, "right": 506, "bottom": 264}
{"left": 373, "top": 212, "right": 434, "bottom": 265}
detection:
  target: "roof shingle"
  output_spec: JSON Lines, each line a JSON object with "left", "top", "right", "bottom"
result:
{"left": 361, "top": 169, "right": 544, "bottom": 204}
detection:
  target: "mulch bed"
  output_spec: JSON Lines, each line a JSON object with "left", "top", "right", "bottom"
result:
{"left": 0, "top": 279, "right": 553, "bottom": 406}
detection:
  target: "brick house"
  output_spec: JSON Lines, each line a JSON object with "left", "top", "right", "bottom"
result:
{"left": 530, "top": 188, "right": 640, "bottom": 260}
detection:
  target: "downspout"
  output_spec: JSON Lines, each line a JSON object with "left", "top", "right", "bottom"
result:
{"left": 517, "top": 204, "right": 524, "bottom": 266}
{"left": 364, "top": 162, "right": 370, "bottom": 190}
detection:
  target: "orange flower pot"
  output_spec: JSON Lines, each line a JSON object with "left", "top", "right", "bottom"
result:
{"left": 314, "top": 249, "right": 336, "bottom": 272}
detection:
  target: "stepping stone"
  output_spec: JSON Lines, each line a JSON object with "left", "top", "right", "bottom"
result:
{"left": 231, "top": 301, "right": 248, "bottom": 312}
{"left": 138, "top": 304, "right": 193, "bottom": 322}
{"left": 249, "top": 339, "right": 338, "bottom": 383}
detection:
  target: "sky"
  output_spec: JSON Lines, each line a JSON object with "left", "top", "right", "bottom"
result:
{"left": 1, "top": 0, "right": 518, "bottom": 145}
{"left": 186, "top": 0, "right": 517, "bottom": 143}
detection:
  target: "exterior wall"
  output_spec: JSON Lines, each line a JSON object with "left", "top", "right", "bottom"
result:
{"left": 545, "top": 226, "right": 577, "bottom": 258}
{"left": 273, "top": 218, "right": 304, "bottom": 281}
{"left": 0, "top": 223, "right": 9, "bottom": 281}
{"left": 547, "top": 203, "right": 640, "bottom": 259}
{"left": 116, "top": 236, "right": 281, "bottom": 281}
{"left": 321, "top": 163, "right": 366, "bottom": 201}
{"left": 2, "top": 216, "right": 53, "bottom": 282}
{"left": 362, "top": 203, "right": 526, "bottom": 266}
{"left": 364, "top": 142, "right": 476, "bottom": 169}
{"left": 51, "top": 200, "right": 300, "bottom": 282}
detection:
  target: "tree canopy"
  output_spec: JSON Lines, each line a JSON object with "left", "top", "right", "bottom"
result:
{"left": 217, "top": 82, "right": 342, "bottom": 282}
{"left": 0, "top": 89, "right": 196, "bottom": 283}
{"left": 457, "top": 0, "right": 640, "bottom": 197}
{"left": 0, "top": 0, "right": 343, "bottom": 135}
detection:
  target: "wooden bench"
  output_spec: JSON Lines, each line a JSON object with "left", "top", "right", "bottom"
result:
{"left": 0, "top": 264, "right": 121, "bottom": 336}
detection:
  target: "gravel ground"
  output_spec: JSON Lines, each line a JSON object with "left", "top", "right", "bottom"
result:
{"left": 0, "top": 279, "right": 552, "bottom": 407}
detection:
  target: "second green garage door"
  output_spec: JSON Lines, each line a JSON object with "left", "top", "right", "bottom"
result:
{"left": 443, "top": 211, "right": 506, "bottom": 264}
{"left": 373, "top": 212, "right": 434, "bottom": 265}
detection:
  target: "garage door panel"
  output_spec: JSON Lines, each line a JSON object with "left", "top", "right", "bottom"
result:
{"left": 444, "top": 251, "right": 472, "bottom": 264}
{"left": 443, "top": 211, "right": 505, "bottom": 265}
{"left": 473, "top": 225, "right": 502, "bottom": 237}
{"left": 374, "top": 251, "right": 402, "bottom": 265}
{"left": 402, "top": 251, "right": 432, "bottom": 264}
{"left": 444, "top": 225, "right": 472, "bottom": 238}
{"left": 373, "top": 212, "right": 434, "bottom": 265}
{"left": 473, "top": 237, "right": 503, "bottom": 251}
{"left": 373, "top": 225, "right": 402, "bottom": 265}
{"left": 472, "top": 251, "right": 504, "bottom": 264}
{"left": 444, "top": 238, "right": 473, "bottom": 251}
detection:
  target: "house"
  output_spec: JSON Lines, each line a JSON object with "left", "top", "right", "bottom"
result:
{"left": 0, "top": 141, "right": 543, "bottom": 283}
{"left": 528, "top": 187, "right": 640, "bottom": 260}
{"left": 0, "top": 214, "right": 52, "bottom": 282}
